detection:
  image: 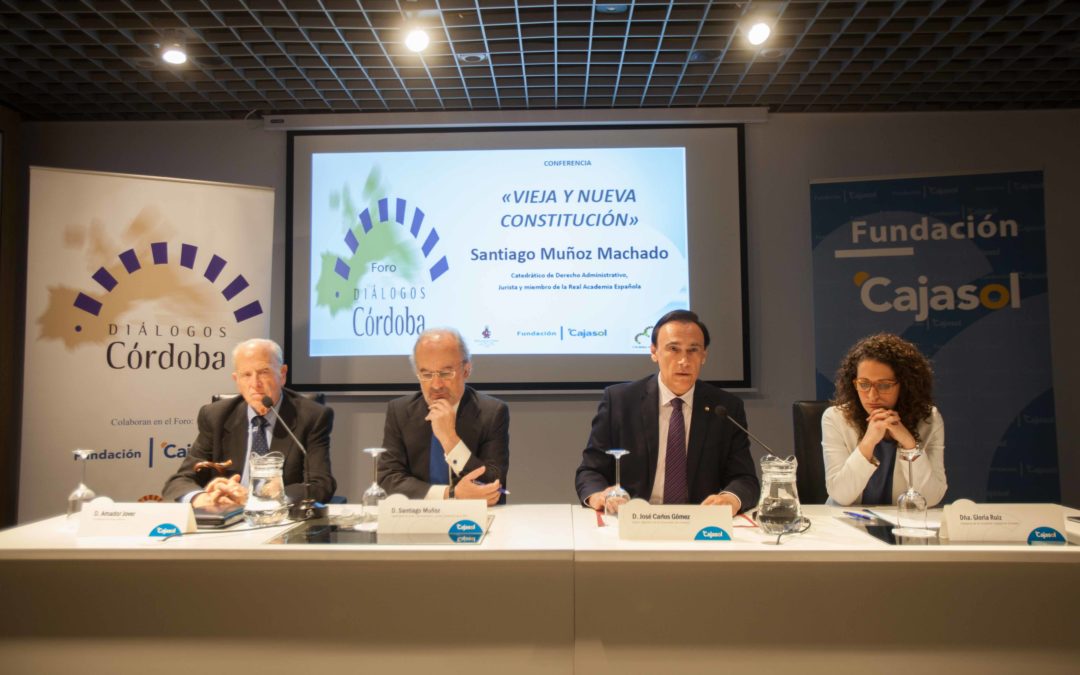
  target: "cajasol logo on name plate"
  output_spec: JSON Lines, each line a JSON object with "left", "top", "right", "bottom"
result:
{"left": 149, "top": 523, "right": 182, "bottom": 538}
{"left": 448, "top": 519, "right": 482, "bottom": 544}
{"left": 694, "top": 526, "right": 732, "bottom": 541}
{"left": 1026, "top": 526, "right": 1066, "bottom": 545}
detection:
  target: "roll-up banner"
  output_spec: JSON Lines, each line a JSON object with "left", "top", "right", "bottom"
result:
{"left": 811, "top": 170, "right": 1058, "bottom": 502}
{"left": 19, "top": 167, "right": 273, "bottom": 522}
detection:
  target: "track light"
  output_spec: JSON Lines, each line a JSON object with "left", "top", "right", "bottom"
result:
{"left": 161, "top": 42, "right": 187, "bottom": 65}
{"left": 404, "top": 28, "right": 430, "bottom": 52}
{"left": 747, "top": 21, "right": 771, "bottom": 46}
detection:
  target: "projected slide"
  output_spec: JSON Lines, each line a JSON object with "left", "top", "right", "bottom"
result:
{"left": 289, "top": 124, "right": 747, "bottom": 390}
{"left": 309, "top": 147, "right": 688, "bottom": 356}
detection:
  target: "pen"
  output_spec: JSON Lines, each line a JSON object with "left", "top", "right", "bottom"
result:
{"left": 843, "top": 511, "right": 873, "bottom": 521}
{"left": 863, "top": 508, "right": 892, "bottom": 522}
{"left": 472, "top": 480, "right": 510, "bottom": 495}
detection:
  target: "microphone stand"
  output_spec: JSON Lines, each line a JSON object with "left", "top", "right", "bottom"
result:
{"left": 710, "top": 405, "right": 782, "bottom": 458}
{"left": 262, "top": 396, "right": 328, "bottom": 521}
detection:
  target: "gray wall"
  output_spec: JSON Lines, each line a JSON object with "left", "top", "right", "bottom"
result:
{"left": 20, "top": 109, "right": 1080, "bottom": 507}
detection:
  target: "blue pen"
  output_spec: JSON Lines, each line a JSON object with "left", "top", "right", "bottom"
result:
{"left": 473, "top": 480, "right": 510, "bottom": 496}
{"left": 843, "top": 511, "right": 873, "bottom": 521}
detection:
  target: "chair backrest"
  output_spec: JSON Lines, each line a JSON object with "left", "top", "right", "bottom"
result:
{"left": 791, "top": 400, "right": 831, "bottom": 505}
{"left": 211, "top": 392, "right": 326, "bottom": 405}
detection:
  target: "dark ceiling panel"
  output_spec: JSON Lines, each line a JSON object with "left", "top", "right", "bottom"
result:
{"left": 0, "top": 0, "right": 1076, "bottom": 120}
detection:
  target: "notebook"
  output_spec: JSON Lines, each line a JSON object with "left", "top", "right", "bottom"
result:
{"left": 194, "top": 503, "right": 245, "bottom": 529}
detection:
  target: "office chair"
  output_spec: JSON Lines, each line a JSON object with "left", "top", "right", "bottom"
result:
{"left": 791, "top": 400, "right": 831, "bottom": 505}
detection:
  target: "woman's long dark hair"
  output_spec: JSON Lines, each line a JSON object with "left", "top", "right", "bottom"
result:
{"left": 831, "top": 333, "right": 934, "bottom": 441}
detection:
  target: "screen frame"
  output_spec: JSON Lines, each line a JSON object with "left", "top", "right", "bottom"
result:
{"left": 284, "top": 122, "right": 750, "bottom": 394}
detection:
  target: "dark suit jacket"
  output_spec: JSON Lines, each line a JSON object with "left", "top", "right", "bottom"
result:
{"left": 162, "top": 389, "right": 336, "bottom": 503}
{"left": 378, "top": 386, "right": 509, "bottom": 500}
{"left": 574, "top": 374, "right": 759, "bottom": 512}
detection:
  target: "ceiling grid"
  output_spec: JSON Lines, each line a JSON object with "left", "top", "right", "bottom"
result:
{"left": 0, "top": 0, "right": 1075, "bottom": 120}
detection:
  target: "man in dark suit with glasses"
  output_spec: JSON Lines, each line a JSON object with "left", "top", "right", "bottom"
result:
{"left": 378, "top": 328, "right": 508, "bottom": 505}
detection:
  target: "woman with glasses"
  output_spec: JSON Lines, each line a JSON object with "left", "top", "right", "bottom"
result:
{"left": 821, "top": 333, "right": 947, "bottom": 506}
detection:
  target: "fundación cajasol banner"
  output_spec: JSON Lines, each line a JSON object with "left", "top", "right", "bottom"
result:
{"left": 20, "top": 167, "right": 273, "bottom": 522}
{"left": 810, "top": 170, "right": 1058, "bottom": 503}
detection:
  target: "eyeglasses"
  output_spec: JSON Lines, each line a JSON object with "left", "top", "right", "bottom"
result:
{"left": 854, "top": 379, "right": 898, "bottom": 394}
{"left": 417, "top": 362, "right": 465, "bottom": 382}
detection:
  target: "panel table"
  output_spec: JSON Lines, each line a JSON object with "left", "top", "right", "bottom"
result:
{"left": 4, "top": 502, "right": 1078, "bottom": 675}
{"left": 0, "top": 504, "right": 575, "bottom": 675}
{"left": 572, "top": 504, "right": 1080, "bottom": 675}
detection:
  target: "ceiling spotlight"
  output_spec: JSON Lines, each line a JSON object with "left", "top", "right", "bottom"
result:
{"left": 747, "top": 22, "right": 771, "bottom": 46}
{"left": 405, "top": 28, "right": 430, "bottom": 52}
{"left": 457, "top": 52, "right": 489, "bottom": 64}
{"left": 757, "top": 47, "right": 789, "bottom": 60}
{"left": 161, "top": 42, "right": 187, "bottom": 65}
{"left": 688, "top": 49, "right": 722, "bottom": 63}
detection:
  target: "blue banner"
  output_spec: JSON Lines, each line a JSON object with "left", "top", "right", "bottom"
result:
{"left": 810, "top": 171, "right": 1058, "bottom": 503}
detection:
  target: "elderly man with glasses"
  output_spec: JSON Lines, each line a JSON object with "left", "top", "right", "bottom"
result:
{"left": 378, "top": 328, "right": 508, "bottom": 505}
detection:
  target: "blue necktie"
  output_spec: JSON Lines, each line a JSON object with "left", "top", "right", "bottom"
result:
{"left": 663, "top": 398, "right": 688, "bottom": 504}
{"left": 861, "top": 439, "right": 896, "bottom": 505}
{"left": 251, "top": 416, "right": 270, "bottom": 455}
{"left": 429, "top": 434, "right": 449, "bottom": 486}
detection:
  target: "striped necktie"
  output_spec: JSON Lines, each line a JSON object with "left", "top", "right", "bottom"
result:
{"left": 663, "top": 397, "right": 688, "bottom": 504}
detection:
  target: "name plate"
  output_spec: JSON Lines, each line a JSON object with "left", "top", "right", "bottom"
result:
{"left": 940, "top": 499, "right": 1067, "bottom": 544}
{"left": 78, "top": 497, "right": 195, "bottom": 538}
{"left": 377, "top": 494, "right": 488, "bottom": 543}
{"left": 618, "top": 499, "right": 734, "bottom": 541}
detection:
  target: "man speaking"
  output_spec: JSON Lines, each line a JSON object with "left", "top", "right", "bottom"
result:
{"left": 575, "top": 310, "right": 758, "bottom": 514}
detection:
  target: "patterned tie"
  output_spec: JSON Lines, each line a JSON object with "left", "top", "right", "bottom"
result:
{"left": 663, "top": 397, "right": 688, "bottom": 504}
{"left": 251, "top": 415, "right": 270, "bottom": 456}
{"left": 861, "top": 439, "right": 896, "bottom": 505}
{"left": 429, "top": 434, "right": 449, "bottom": 486}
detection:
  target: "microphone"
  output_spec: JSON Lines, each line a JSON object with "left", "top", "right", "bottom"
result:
{"left": 711, "top": 405, "right": 782, "bottom": 458}
{"left": 261, "top": 395, "right": 327, "bottom": 520}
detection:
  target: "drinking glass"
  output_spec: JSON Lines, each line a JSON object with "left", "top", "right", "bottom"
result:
{"left": 604, "top": 448, "right": 630, "bottom": 515}
{"left": 893, "top": 446, "right": 935, "bottom": 539}
{"left": 361, "top": 447, "right": 388, "bottom": 523}
{"left": 67, "top": 449, "right": 96, "bottom": 526}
